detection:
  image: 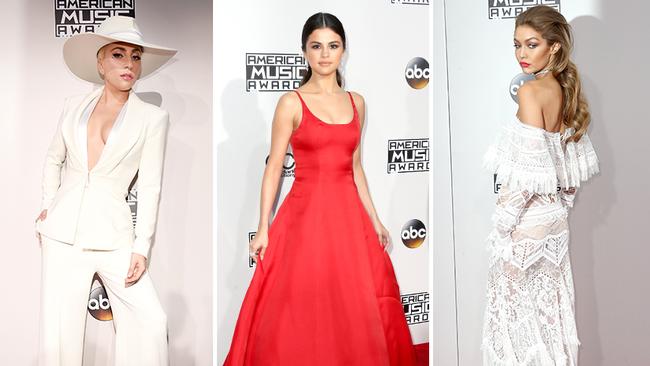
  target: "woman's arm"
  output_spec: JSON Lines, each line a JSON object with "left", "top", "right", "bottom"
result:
{"left": 492, "top": 83, "right": 540, "bottom": 237}
{"left": 516, "top": 82, "right": 544, "bottom": 128}
{"left": 131, "top": 110, "right": 170, "bottom": 259}
{"left": 560, "top": 187, "right": 577, "bottom": 208}
{"left": 126, "top": 109, "right": 169, "bottom": 286}
{"left": 37, "top": 99, "right": 70, "bottom": 230}
{"left": 250, "top": 92, "right": 299, "bottom": 260}
{"left": 350, "top": 93, "right": 389, "bottom": 247}
{"left": 493, "top": 187, "right": 532, "bottom": 237}
{"left": 40, "top": 99, "right": 69, "bottom": 212}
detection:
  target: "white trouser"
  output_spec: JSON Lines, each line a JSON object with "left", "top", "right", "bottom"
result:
{"left": 38, "top": 236, "right": 168, "bottom": 366}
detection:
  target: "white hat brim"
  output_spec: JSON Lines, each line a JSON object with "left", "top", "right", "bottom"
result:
{"left": 63, "top": 33, "right": 177, "bottom": 84}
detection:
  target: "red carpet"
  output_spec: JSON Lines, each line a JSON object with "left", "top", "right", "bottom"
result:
{"left": 414, "top": 343, "right": 429, "bottom": 366}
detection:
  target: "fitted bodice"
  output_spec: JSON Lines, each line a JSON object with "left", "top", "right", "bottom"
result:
{"left": 290, "top": 91, "right": 360, "bottom": 185}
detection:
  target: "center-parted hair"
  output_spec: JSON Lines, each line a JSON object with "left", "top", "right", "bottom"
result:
{"left": 300, "top": 12, "right": 346, "bottom": 87}
{"left": 516, "top": 6, "right": 590, "bottom": 142}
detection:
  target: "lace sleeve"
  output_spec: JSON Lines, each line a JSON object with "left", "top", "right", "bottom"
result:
{"left": 492, "top": 186, "right": 533, "bottom": 237}
{"left": 484, "top": 119, "right": 599, "bottom": 194}
{"left": 562, "top": 133, "right": 599, "bottom": 188}
{"left": 484, "top": 119, "right": 559, "bottom": 194}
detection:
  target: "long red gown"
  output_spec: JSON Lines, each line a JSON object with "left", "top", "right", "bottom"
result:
{"left": 224, "top": 91, "right": 417, "bottom": 366}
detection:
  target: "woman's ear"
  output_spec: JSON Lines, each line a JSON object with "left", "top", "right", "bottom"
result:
{"left": 96, "top": 48, "right": 105, "bottom": 78}
{"left": 551, "top": 42, "right": 561, "bottom": 55}
{"left": 97, "top": 61, "right": 104, "bottom": 78}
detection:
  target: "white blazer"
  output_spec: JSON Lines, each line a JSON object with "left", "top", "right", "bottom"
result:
{"left": 36, "top": 87, "right": 169, "bottom": 258}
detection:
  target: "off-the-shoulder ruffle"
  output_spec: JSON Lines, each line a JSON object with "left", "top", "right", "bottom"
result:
{"left": 484, "top": 118, "right": 599, "bottom": 194}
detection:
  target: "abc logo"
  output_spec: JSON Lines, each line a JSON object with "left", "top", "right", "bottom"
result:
{"left": 88, "top": 280, "right": 113, "bottom": 321}
{"left": 401, "top": 219, "right": 427, "bottom": 248}
{"left": 265, "top": 153, "right": 295, "bottom": 172}
{"left": 405, "top": 57, "right": 430, "bottom": 89}
{"left": 283, "top": 153, "right": 295, "bottom": 171}
{"left": 127, "top": 187, "right": 138, "bottom": 227}
{"left": 248, "top": 231, "right": 256, "bottom": 268}
{"left": 509, "top": 73, "right": 535, "bottom": 103}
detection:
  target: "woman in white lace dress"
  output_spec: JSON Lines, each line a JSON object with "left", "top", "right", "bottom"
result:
{"left": 482, "top": 6, "right": 599, "bottom": 366}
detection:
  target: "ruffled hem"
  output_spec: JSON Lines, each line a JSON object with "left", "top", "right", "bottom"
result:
{"left": 484, "top": 118, "right": 599, "bottom": 195}
{"left": 562, "top": 133, "right": 599, "bottom": 187}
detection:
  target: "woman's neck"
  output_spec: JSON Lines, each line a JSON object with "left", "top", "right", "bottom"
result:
{"left": 100, "top": 83, "right": 130, "bottom": 106}
{"left": 534, "top": 68, "right": 552, "bottom": 80}
{"left": 305, "top": 72, "right": 341, "bottom": 94}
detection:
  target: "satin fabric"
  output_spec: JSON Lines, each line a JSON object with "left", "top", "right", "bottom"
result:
{"left": 225, "top": 92, "right": 416, "bottom": 366}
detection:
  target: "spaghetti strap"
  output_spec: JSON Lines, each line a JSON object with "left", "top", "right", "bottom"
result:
{"left": 347, "top": 92, "right": 359, "bottom": 120}
{"left": 294, "top": 90, "right": 306, "bottom": 105}
{"left": 346, "top": 92, "right": 358, "bottom": 114}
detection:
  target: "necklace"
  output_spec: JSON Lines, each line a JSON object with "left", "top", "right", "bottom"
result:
{"left": 534, "top": 68, "right": 552, "bottom": 78}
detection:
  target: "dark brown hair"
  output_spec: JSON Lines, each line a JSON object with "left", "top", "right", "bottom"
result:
{"left": 300, "top": 12, "right": 346, "bottom": 87}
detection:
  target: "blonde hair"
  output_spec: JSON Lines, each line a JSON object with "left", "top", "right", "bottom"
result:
{"left": 516, "top": 6, "right": 590, "bottom": 142}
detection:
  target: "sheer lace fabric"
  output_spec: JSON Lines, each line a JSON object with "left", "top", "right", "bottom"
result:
{"left": 484, "top": 119, "right": 599, "bottom": 195}
{"left": 482, "top": 119, "right": 598, "bottom": 366}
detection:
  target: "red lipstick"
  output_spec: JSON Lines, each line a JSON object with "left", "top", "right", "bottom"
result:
{"left": 520, "top": 62, "right": 530, "bottom": 68}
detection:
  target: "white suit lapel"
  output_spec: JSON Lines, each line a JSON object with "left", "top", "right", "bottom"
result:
{"left": 62, "top": 88, "right": 103, "bottom": 168}
{"left": 92, "top": 91, "right": 146, "bottom": 173}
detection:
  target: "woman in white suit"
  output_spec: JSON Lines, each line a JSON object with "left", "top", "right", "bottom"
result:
{"left": 35, "top": 16, "right": 177, "bottom": 366}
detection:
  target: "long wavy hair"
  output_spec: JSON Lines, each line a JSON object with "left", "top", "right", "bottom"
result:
{"left": 516, "top": 6, "right": 590, "bottom": 142}
{"left": 300, "top": 12, "right": 346, "bottom": 87}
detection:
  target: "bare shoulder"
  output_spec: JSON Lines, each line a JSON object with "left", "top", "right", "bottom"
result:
{"left": 517, "top": 80, "right": 542, "bottom": 101}
{"left": 272, "top": 92, "right": 301, "bottom": 129}
{"left": 516, "top": 82, "right": 544, "bottom": 129}
{"left": 277, "top": 91, "right": 301, "bottom": 110}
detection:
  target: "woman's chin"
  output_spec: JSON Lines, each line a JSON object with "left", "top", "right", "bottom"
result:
{"left": 105, "top": 80, "right": 136, "bottom": 92}
{"left": 311, "top": 68, "right": 338, "bottom": 79}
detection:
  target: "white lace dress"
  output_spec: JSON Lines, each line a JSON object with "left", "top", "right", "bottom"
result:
{"left": 481, "top": 119, "right": 599, "bottom": 366}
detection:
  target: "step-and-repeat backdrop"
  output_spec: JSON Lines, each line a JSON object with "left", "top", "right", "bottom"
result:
{"left": 436, "top": 0, "right": 650, "bottom": 365}
{"left": 0, "top": 0, "right": 212, "bottom": 364}
{"left": 215, "top": 0, "right": 431, "bottom": 362}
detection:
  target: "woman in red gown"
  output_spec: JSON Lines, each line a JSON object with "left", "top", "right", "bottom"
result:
{"left": 224, "top": 12, "right": 417, "bottom": 366}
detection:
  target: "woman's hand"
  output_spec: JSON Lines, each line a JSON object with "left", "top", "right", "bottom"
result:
{"left": 35, "top": 209, "right": 48, "bottom": 245}
{"left": 249, "top": 229, "right": 269, "bottom": 262}
{"left": 125, "top": 253, "right": 147, "bottom": 287}
{"left": 374, "top": 221, "right": 390, "bottom": 250}
{"left": 36, "top": 209, "right": 48, "bottom": 222}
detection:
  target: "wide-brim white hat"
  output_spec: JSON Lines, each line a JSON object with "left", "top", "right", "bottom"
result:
{"left": 63, "top": 15, "right": 177, "bottom": 84}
